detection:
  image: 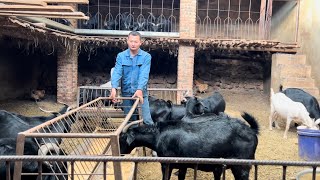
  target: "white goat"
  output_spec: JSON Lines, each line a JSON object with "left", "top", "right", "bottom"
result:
{"left": 269, "top": 88, "right": 320, "bottom": 139}
{"left": 100, "top": 67, "right": 114, "bottom": 88}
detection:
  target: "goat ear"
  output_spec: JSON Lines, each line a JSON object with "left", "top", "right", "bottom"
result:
{"left": 315, "top": 118, "right": 320, "bottom": 125}
{"left": 126, "top": 131, "right": 135, "bottom": 145}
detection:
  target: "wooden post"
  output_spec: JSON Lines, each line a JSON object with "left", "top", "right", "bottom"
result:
{"left": 265, "top": 0, "right": 273, "bottom": 39}
{"left": 110, "top": 136, "right": 122, "bottom": 180}
{"left": 259, "top": 0, "right": 267, "bottom": 40}
{"left": 295, "top": 0, "right": 300, "bottom": 42}
{"left": 13, "top": 134, "right": 26, "bottom": 180}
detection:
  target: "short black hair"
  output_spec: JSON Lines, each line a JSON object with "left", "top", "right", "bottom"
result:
{"left": 128, "top": 31, "right": 142, "bottom": 39}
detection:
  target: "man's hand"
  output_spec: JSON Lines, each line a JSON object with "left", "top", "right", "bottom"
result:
{"left": 132, "top": 90, "right": 144, "bottom": 104}
{"left": 109, "top": 88, "right": 117, "bottom": 103}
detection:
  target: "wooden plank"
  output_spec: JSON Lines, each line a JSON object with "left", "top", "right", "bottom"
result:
{"left": 0, "top": 10, "right": 85, "bottom": 16}
{"left": 0, "top": 5, "right": 75, "bottom": 12}
{"left": 0, "top": 12, "right": 89, "bottom": 19}
{"left": 0, "top": 0, "right": 46, "bottom": 6}
{"left": 32, "top": 22, "right": 46, "bottom": 27}
{"left": 43, "top": 0, "right": 88, "bottom": 4}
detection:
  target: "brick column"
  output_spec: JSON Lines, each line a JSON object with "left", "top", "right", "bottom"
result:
{"left": 177, "top": 45, "right": 195, "bottom": 94}
{"left": 57, "top": 47, "right": 78, "bottom": 104}
{"left": 57, "top": 3, "right": 78, "bottom": 105}
{"left": 177, "top": 0, "right": 197, "bottom": 103}
{"left": 179, "top": 0, "right": 197, "bottom": 38}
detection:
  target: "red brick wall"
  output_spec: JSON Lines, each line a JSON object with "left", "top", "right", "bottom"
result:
{"left": 57, "top": 47, "right": 78, "bottom": 104}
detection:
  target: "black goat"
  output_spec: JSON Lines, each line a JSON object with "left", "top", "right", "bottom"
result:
{"left": 0, "top": 138, "right": 67, "bottom": 180}
{"left": 120, "top": 112, "right": 259, "bottom": 180}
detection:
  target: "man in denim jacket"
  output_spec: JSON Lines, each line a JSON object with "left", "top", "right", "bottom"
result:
{"left": 109, "top": 31, "right": 154, "bottom": 125}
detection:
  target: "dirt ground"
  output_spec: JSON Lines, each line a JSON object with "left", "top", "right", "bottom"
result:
{"left": 0, "top": 95, "right": 66, "bottom": 117}
{"left": 0, "top": 90, "right": 314, "bottom": 179}
{"left": 136, "top": 89, "right": 311, "bottom": 180}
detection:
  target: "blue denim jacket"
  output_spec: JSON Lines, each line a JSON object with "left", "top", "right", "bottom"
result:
{"left": 111, "top": 48, "right": 151, "bottom": 95}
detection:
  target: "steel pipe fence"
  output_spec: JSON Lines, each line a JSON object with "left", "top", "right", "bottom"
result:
{"left": 148, "top": 88, "right": 189, "bottom": 104}
{"left": 45, "top": 0, "right": 300, "bottom": 42}
{"left": 2, "top": 156, "right": 320, "bottom": 180}
{"left": 196, "top": 0, "right": 299, "bottom": 40}
{"left": 76, "top": 0, "right": 179, "bottom": 32}
{"left": 13, "top": 97, "right": 140, "bottom": 180}
{"left": 196, "top": 0, "right": 262, "bottom": 39}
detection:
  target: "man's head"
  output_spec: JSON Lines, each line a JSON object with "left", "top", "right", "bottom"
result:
{"left": 127, "top": 31, "right": 142, "bottom": 52}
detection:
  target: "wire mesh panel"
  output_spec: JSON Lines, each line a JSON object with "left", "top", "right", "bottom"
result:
{"left": 197, "top": 0, "right": 266, "bottom": 40}
{"left": 13, "top": 97, "right": 140, "bottom": 180}
{"left": 77, "top": 0, "right": 180, "bottom": 32}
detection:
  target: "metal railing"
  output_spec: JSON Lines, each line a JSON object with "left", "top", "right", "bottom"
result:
{"left": 77, "top": 0, "right": 179, "bottom": 32}
{"left": 78, "top": 86, "right": 189, "bottom": 105}
{"left": 196, "top": 0, "right": 300, "bottom": 41}
{"left": 196, "top": 0, "right": 262, "bottom": 39}
{"left": 13, "top": 97, "right": 140, "bottom": 180}
{"left": 2, "top": 156, "right": 320, "bottom": 180}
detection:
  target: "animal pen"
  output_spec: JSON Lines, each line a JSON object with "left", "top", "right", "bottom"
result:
{"left": 0, "top": 0, "right": 310, "bottom": 179}
{"left": 10, "top": 87, "right": 188, "bottom": 179}
{"left": 5, "top": 87, "right": 320, "bottom": 180}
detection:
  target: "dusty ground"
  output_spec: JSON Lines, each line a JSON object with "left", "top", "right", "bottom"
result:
{"left": 0, "top": 90, "right": 314, "bottom": 179}
{"left": 136, "top": 89, "right": 311, "bottom": 180}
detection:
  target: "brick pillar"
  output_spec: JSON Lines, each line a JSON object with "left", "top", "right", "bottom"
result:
{"left": 57, "top": 3, "right": 78, "bottom": 105}
{"left": 179, "top": 0, "right": 197, "bottom": 38}
{"left": 177, "top": 0, "right": 197, "bottom": 103}
{"left": 177, "top": 46, "right": 195, "bottom": 91}
{"left": 57, "top": 47, "right": 78, "bottom": 104}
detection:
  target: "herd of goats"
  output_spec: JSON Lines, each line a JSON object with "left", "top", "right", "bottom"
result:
{"left": 0, "top": 84, "right": 319, "bottom": 179}
{"left": 58, "top": 12, "right": 173, "bottom": 32}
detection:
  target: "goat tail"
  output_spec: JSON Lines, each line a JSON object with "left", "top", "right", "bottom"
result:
{"left": 241, "top": 112, "right": 260, "bottom": 135}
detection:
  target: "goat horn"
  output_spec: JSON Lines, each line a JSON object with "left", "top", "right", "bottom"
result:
{"left": 122, "top": 119, "right": 143, "bottom": 133}
{"left": 38, "top": 143, "right": 60, "bottom": 156}
{"left": 38, "top": 143, "right": 60, "bottom": 168}
{"left": 36, "top": 101, "right": 57, "bottom": 114}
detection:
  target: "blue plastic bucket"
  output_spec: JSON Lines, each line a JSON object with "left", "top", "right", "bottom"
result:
{"left": 297, "top": 128, "right": 320, "bottom": 161}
